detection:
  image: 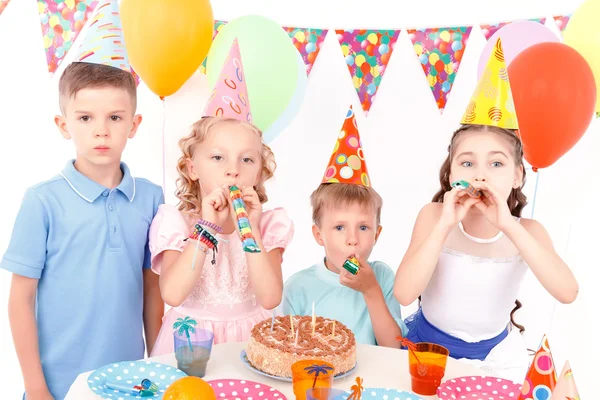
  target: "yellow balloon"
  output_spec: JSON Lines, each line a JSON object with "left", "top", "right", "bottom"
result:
{"left": 564, "top": 0, "right": 600, "bottom": 113}
{"left": 355, "top": 54, "right": 366, "bottom": 67}
{"left": 120, "top": 0, "right": 214, "bottom": 98}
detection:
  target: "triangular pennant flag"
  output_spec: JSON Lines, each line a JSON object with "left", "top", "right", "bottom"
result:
{"left": 74, "top": 0, "right": 138, "bottom": 84}
{"left": 283, "top": 27, "right": 329, "bottom": 76}
{"left": 321, "top": 106, "right": 371, "bottom": 187}
{"left": 518, "top": 335, "right": 558, "bottom": 400}
{"left": 199, "top": 20, "right": 228, "bottom": 74}
{"left": 0, "top": 0, "right": 11, "bottom": 17}
{"left": 336, "top": 29, "right": 400, "bottom": 116}
{"left": 553, "top": 14, "right": 572, "bottom": 34}
{"left": 203, "top": 38, "right": 251, "bottom": 121}
{"left": 408, "top": 26, "right": 473, "bottom": 113}
{"left": 461, "top": 38, "right": 519, "bottom": 129}
{"left": 552, "top": 361, "right": 580, "bottom": 399}
{"left": 480, "top": 18, "right": 546, "bottom": 40}
{"left": 39, "top": 0, "right": 99, "bottom": 74}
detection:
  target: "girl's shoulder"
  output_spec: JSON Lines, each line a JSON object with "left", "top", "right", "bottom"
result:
{"left": 516, "top": 217, "right": 553, "bottom": 244}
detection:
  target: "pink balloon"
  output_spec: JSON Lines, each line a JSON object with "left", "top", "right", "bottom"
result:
{"left": 477, "top": 21, "right": 560, "bottom": 79}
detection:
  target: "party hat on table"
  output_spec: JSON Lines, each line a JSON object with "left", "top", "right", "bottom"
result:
{"left": 518, "top": 335, "right": 558, "bottom": 400}
{"left": 461, "top": 38, "right": 518, "bottom": 130}
{"left": 74, "top": 0, "right": 138, "bottom": 83}
{"left": 321, "top": 106, "right": 371, "bottom": 187}
{"left": 203, "top": 38, "right": 252, "bottom": 122}
{"left": 552, "top": 361, "right": 580, "bottom": 399}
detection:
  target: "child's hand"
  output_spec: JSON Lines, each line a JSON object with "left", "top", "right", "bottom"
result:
{"left": 237, "top": 186, "right": 263, "bottom": 229}
{"left": 439, "top": 186, "right": 482, "bottom": 227}
{"left": 470, "top": 181, "right": 515, "bottom": 230}
{"left": 339, "top": 255, "right": 380, "bottom": 298}
{"left": 201, "top": 185, "right": 230, "bottom": 229}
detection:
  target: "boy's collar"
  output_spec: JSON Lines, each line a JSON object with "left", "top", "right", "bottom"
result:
{"left": 60, "top": 160, "right": 136, "bottom": 203}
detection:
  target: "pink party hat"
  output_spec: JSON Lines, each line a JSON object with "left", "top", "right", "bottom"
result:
{"left": 203, "top": 38, "right": 251, "bottom": 122}
{"left": 552, "top": 361, "right": 580, "bottom": 399}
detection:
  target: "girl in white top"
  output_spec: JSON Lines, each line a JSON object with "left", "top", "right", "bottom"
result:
{"left": 394, "top": 124, "right": 579, "bottom": 381}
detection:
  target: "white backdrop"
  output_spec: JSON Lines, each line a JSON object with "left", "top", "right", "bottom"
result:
{"left": 0, "top": 0, "right": 597, "bottom": 398}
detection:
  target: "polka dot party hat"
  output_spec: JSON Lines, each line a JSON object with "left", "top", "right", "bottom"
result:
{"left": 74, "top": 0, "right": 137, "bottom": 79}
{"left": 518, "top": 334, "right": 558, "bottom": 400}
{"left": 461, "top": 38, "right": 519, "bottom": 130}
{"left": 203, "top": 38, "right": 252, "bottom": 122}
{"left": 321, "top": 106, "right": 371, "bottom": 187}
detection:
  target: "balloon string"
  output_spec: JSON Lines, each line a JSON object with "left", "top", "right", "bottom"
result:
{"left": 530, "top": 168, "right": 540, "bottom": 219}
{"left": 162, "top": 98, "right": 166, "bottom": 194}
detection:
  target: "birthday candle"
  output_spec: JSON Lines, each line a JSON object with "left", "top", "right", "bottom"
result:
{"left": 229, "top": 185, "right": 261, "bottom": 253}
{"left": 290, "top": 315, "right": 295, "bottom": 339}
{"left": 270, "top": 309, "right": 275, "bottom": 332}
{"left": 312, "top": 302, "right": 316, "bottom": 336}
{"left": 331, "top": 320, "right": 336, "bottom": 338}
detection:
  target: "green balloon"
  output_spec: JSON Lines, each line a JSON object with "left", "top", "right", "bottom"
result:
{"left": 206, "top": 15, "right": 299, "bottom": 132}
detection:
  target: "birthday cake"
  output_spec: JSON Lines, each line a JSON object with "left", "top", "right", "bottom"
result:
{"left": 246, "top": 315, "right": 356, "bottom": 378}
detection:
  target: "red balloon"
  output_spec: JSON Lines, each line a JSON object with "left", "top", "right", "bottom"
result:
{"left": 507, "top": 42, "right": 596, "bottom": 170}
{"left": 360, "top": 62, "right": 370, "bottom": 75}
{"left": 435, "top": 60, "right": 445, "bottom": 73}
{"left": 366, "top": 44, "right": 375, "bottom": 56}
{"left": 439, "top": 41, "right": 448, "bottom": 54}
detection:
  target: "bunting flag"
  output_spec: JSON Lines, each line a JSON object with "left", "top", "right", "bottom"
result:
{"left": 480, "top": 18, "right": 546, "bottom": 40}
{"left": 552, "top": 361, "right": 580, "bottom": 399}
{"left": 408, "top": 26, "right": 473, "bottom": 112}
{"left": 336, "top": 29, "right": 401, "bottom": 115}
{"left": 199, "top": 20, "right": 228, "bottom": 74}
{"left": 38, "top": 0, "right": 99, "bottom": 74}
{"left": 553, "top": 14, "right": 572, "bottom": 34}
{"left": 518, "top": 335, "right": 558, "bottom": 400}
{"left": 0, "top": 0, "right": 11, "bottom": 17}
{"left": 283, "top": 27, "right": 329, "bottom": 75}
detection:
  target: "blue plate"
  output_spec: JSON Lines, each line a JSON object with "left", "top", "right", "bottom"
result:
{"left": 240, "top": 350, "right": 357, "bottom": 382}
{"left": 87, "top": 360, "right": 187, "bottom": 399}
{"left": 334, "top": 388, "right": 423, "bottom": 400}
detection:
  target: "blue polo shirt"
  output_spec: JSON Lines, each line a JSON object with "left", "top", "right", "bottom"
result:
{"left": 0, "top": 160, "right": 164, "bottom": 400}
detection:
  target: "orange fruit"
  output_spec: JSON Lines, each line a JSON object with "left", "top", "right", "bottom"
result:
{"left": 162, "top": 376, "right": 216, "bottom": 400}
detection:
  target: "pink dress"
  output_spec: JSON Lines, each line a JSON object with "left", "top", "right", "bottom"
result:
{"left": 148, "top": 204, "right": 294, "bottom": 356}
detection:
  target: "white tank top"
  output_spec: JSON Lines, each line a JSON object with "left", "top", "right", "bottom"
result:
{"left": 420, "top": 219, "right": 528, "bottom": 343}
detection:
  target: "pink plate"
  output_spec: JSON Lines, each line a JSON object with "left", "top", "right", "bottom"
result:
{"left": 437, "top": 376, "right": 522, "bottom": 400}
{"left": 207, "top": 379, "right": 287, "bottom": 400}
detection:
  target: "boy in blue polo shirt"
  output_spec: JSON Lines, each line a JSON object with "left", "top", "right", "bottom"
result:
{"left": 0, "top": 5, "right": 164, "bottom": 399}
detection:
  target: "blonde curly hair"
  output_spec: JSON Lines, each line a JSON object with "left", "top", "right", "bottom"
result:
{"left": 175, "top": 117, "right": 276, "bottom": 216}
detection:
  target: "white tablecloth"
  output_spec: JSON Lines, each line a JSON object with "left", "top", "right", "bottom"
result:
{"left": 66, "top": 343, "right": 484, "bottom": 400}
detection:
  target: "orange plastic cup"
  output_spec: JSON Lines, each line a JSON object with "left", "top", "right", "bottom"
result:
{"left": 408, "top": 342, "right": 449, "bottom": 396}
{"left": 291, "top": 360, "right": 335, "bottom": 400}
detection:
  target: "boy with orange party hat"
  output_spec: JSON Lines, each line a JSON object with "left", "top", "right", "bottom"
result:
{"left": 394, "top": 38, "right": 577, "bottom": 381}
{"left": 282, "top": 106, "right": 407, "bottom": 347}
{"left": 1, "top": 1, "right": 164, "bottom": 399}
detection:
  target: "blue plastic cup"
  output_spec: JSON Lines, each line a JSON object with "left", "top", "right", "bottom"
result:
{"left": 173, "top": 328, "right": 214, "bottom": 377}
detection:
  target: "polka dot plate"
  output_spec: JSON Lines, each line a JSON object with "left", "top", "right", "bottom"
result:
{"left": 240, "top": 350, "right": 357, "bottom": 382}
{"left": 87, "top": 360, "right": 187, "bottom": 399}
{"left": 207, "top": 379, "right": 287, "bottom": 399}
{"left": 437, "top": 376, "right": 522, "bottom": 400}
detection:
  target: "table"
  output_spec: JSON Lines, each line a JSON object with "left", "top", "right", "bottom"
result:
{"left": 66, "top": 343, "right": 485, "bottom": 399}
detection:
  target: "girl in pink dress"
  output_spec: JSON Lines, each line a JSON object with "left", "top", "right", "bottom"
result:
{"left": 148, "top": 116, "right": 294, "bottom": 356}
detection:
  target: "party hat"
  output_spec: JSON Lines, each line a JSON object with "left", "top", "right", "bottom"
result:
{"left": 203, "top": 38, "right": 252, "bottom": 122}
{"left": 552, "top": 361, "right": 580, "bottom": 399}
{"left": 75, "top": 0, "right": 137, "bottom": 81}
{"left": 518, "top": 335, "right": 558, "bottom": 400}
{"left": 321, "top": 106, "right": 371, "bottom": 187}
{"left": 461, "top": 38, "right": 519, "bottom": 129}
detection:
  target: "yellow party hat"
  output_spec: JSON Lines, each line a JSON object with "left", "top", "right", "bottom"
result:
{"left": 461, "top": 38, "right": 519, "bottom": 129}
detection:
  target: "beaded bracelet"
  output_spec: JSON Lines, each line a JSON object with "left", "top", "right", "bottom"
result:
{"left": 197, "top": 219, "right": 223, "bottom": 233}
{"left": 186, "top": 225, "right": 219, "bottom": 268}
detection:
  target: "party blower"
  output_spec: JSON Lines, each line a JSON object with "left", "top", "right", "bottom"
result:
{"left": 229, "top": 185, "right": 261, "bottom": 253}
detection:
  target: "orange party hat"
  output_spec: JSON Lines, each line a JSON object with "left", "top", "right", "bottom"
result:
{"left": 552, "top": 361, "right": 580, "bottom": 399}
{"left": 518, "top": 335, "right": 558, "bottom": 400}
{"left": 461, "top": 38, "right": 519, "bottom": 130}
{"left": 321, "top": 106, "right": 371, "bottom": 187}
